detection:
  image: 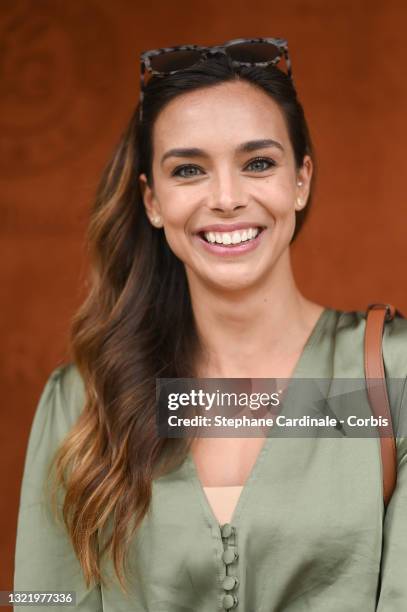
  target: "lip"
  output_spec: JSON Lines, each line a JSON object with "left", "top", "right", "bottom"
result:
{"left": 193, "top": 226, "right": 266, "bottom": 257}
{"left": 193, "top": 222, "right": 266, "bottom": 234}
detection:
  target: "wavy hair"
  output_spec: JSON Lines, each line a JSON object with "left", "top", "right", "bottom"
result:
{"left": 48, "top": 54, "right": 315, "bottom": 592}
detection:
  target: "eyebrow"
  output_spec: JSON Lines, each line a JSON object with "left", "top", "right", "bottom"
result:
{"left": 160, "top": 139, "right": 284, "bottom": 166}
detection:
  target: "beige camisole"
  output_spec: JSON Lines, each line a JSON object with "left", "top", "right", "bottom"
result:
{"left": 203, "top": 485, "right": 244, "bottom": 524}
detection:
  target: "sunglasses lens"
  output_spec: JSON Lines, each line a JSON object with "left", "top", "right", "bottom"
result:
{"left": 149, "top": 49, "right": 203, "bottom": 73}
{"left": 226, "top": 42, "right": 281, "bottom": 64}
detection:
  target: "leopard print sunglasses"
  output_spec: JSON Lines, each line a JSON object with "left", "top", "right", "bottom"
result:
{"left": 139, "top": 37, "right": 292, "bottom": 121}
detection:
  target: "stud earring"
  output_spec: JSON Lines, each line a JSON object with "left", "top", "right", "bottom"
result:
{"left": 296, "top": 197, "right": 304, "bottom": 210}
{"left": 297, "top": 181, "right": 303, "bottom": 187}
{"left": 151, "top": 215, "right": 161, "bottom": 226}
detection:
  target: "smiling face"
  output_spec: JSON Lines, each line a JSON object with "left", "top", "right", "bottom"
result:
{"left": 139, "top": 79, "right": 312, "bottom": 292}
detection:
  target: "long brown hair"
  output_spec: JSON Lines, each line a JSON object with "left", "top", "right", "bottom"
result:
{"left": 48, "top": 54, "right": 315, "bottom": 591}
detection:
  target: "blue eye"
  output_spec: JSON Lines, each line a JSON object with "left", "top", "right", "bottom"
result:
{"left": 171, "top": 157, "right": 276, "bottom": 178}
{"left": 246, "top": 157, "right": 276, "bottom": 172}
{"left": 172, "top": 165, "right": 203, "bottom": 178}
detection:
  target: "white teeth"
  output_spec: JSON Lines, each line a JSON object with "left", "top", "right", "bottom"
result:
{"left": 203, "top": 227, "right": 260, "bottom": 245}
{"left": 231, "top": 231, "right": 241, "bottom": 244}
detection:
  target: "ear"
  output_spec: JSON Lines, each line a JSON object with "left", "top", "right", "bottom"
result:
{"left": 295, "top": 155, "right": 313, "bottom": 210}
{"left": 139, "top": 173, "right": 161, "bottom": 223}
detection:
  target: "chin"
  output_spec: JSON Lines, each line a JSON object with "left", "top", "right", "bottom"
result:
{"left": 204, "top": 270, "right": 264, "bottom": 293}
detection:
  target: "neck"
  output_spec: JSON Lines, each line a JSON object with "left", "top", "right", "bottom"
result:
{"left": 186, "top": 249, "right": 322, "bottom": 378}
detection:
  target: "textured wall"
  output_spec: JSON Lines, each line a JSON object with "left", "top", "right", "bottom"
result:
{"left": 2, "top": 0, "right": 406, "bottom": 591}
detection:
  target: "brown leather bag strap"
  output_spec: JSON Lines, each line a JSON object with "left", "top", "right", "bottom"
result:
{"left": 364, "top": 303, "right": 397, "bottom": 507}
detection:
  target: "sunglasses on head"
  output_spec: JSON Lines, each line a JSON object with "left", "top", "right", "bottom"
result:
{"left": 139, "top": 37, "right": 292, "bottom": 121}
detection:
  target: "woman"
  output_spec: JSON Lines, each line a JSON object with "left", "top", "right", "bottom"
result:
{"left": 14, "top": 38, "right": 407, "bottom": 611}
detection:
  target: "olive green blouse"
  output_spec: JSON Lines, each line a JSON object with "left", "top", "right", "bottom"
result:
{"left": 14, "top": 308, "right": 407, "bottom": 611}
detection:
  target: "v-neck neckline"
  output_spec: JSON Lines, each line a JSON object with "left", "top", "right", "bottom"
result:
{"left": 186, "top": 306, "right": 334, "bottom": 529}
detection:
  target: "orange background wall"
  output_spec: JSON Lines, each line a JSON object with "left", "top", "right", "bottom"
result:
{"left": 1, "top": 0, "right": 406, "bottom": 591}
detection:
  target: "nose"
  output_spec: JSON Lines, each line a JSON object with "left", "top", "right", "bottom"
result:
{"left": 207, "top": 167, "right": 248, "bottom": 213}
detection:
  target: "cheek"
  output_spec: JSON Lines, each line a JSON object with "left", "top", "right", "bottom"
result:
{"left": 157, "top": 186, "right": 200, "bottom": 228}
{"left": 161, "top": 222, "right": 195, "bottom": 265}
{"left": 155, "top": 189, "right": 194, "bottom": 249}
{"left": 254, "top": 177, "right": 296, "bottom": 217}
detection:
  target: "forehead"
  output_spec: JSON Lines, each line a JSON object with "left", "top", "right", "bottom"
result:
{"left": 152, "top": 80, "right": 289, "bottom": 153}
